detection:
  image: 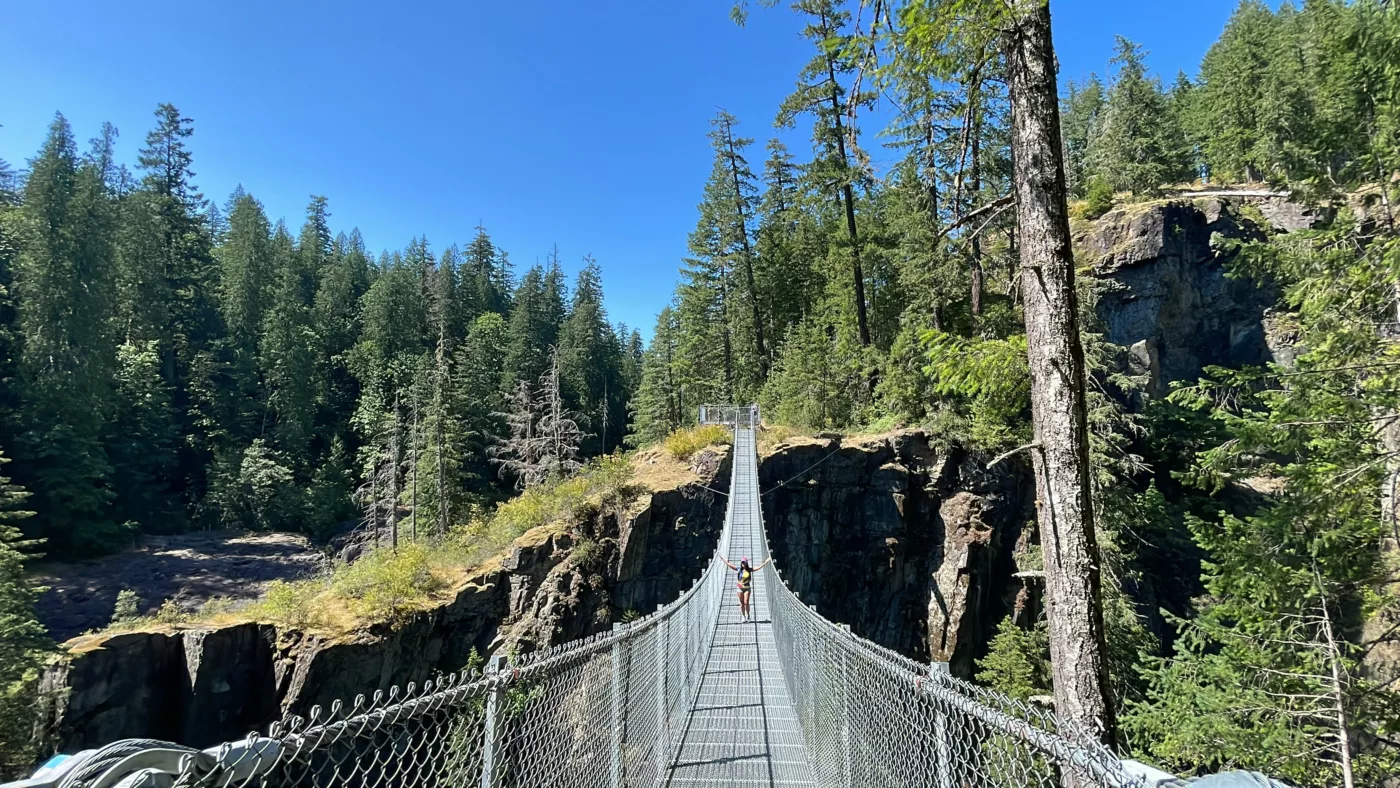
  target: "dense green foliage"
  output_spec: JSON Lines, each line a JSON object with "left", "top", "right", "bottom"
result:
{"left": 685, "top": 0, "right": 1400, "bottom": 781}
{"left": 0, "top": 107, "right": 642, "bottom": 559}
{"left": 1121, "top": 212, "right": 1400, "bottom": 784}
{"left": 0, "top": 448, "right": 43, "bottom": 776}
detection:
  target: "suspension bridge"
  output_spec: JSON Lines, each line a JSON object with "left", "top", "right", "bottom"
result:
{"left": 11, "top": 407, "right": 1270, "bottom": 788}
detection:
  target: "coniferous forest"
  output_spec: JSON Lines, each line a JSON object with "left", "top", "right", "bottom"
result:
{"left": 0, "top": 105, "right": 645, "bottom": 766}
{"left": 0, "top": 106, "right": 642, "bottom": 556}
{"left": 3, "top": 0, "right": 1400, "bottom": 784}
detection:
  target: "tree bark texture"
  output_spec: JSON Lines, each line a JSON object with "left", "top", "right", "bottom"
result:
{"left": 1005, "top": 0, "right": 1117, "bottom": 748}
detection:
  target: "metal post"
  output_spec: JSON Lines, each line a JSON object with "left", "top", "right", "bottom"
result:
{"left": 480, "top": 654, "right": 507, "bottom": 788}
{"left": 839, "top": 624, "right": 853, "bottom": 788}
{"left": 611, "top": 623, "right": 625, "bottom": 788}
{"left": 656, "top": 606, "right": 671, "bottom": 778}
{"left": 929, "top": 662, "right": 954, "bottom": 788}
{"left": 683, "top": 588, "right": 695, "bottom": 709}
{"left": 808, "top": 604, "right": 820, "bottom": 725}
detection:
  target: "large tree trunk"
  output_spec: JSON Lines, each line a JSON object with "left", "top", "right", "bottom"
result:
{"left": 961, "top": 68, "right": 984, "bottom": 318}
{"left": 821, "top": 8, "right": 871, "bottom": 348}
{"left": 1005, "top": 0, "right": 1117, "bottom": 747}
{"left": 970, "top": 100, "right": 984, "bottom": 318}
{"left": 839, "top": 178, "right": 871, "bottom": 348}
{"left": 719, "top": 262, "right": 735, "bottom": 402}
{"left": 722, "top": 124, "right": 770, "bottom": 378}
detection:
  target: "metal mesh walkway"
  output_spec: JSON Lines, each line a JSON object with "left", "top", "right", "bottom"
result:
{"left": 665, "top": 427, "right": 816, "bottom": 787}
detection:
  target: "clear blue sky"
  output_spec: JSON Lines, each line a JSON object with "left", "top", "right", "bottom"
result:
{"left": 1, "top": 1, "right": 1247, "bottom": 340}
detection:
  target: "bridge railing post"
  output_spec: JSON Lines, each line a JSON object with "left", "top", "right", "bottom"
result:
{"left": 807, "top": 604, "right": 820, "bottom": 733}
{"left": 839, "top": 624, "right": 854, "bottom": 788}
{"left": 683, "top": 580, "right": 696, "bottom": 710}
{"left": 479, "top": 654, "right": 507, "bottom": 788}
{"left": 611, "top": 623, "right": 625, "bottom": 788}
{"left": 929, "top": 662, "right": 954, "bottom": 788}
{"left": 656, "top": 605, "right": 671, "bottom": 779}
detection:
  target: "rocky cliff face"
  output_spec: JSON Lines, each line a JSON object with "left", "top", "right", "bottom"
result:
{"left": 755, "top": 196, "right": 1324, "bottom": 675}
{"left": 759, "top": 432, "right": 1033, "bottom": 678}
{"left": 1078, "top": 195, "right": 1316, "bottom": 397}
{"left": 40, "top": 448, "right": 731, "bottom": 753}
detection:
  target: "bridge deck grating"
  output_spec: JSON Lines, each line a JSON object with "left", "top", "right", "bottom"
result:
{"left": 665, "top": 428, "right": 817, "bottom": 788}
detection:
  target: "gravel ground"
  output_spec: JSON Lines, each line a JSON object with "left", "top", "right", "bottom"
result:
{"left": 31, "top": 530, "right": 325, "bottom": 643}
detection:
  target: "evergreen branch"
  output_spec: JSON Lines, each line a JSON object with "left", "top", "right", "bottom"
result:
{"left": 988, "top": 441, "right": 1041, "bottom": 468}
{"left": 935, "top": 194, "right": 1016, "bottom": 244}
{"left": 1268, "top": 413, "right": 1400, "bottom": 428}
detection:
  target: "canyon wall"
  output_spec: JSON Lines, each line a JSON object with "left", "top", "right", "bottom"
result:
{"left": 760, "top": 432, "right": 1034, "bottom": 678}
{"left": 39, "top": 448, "right": 731, "bottom": 753}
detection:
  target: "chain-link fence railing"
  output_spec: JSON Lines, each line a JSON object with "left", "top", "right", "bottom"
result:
{"left": 274, "top": 526, "right": 731, "bottom": 788}
{"left": 759, "top": 508, "right": 1147, "bottom": 788}
{"left": 698, "top": 404, "right": 758, "bottom": 428}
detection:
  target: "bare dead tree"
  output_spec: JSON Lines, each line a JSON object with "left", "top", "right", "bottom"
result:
{"left": 537, "top": 346, "right": 589, "bottom": 481}
{"left": 491, "top": 379, "right": 546, "bottom": 489}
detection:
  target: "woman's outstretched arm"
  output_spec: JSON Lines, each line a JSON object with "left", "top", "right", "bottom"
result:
{"left": 721, "top": 558, "right": 737, "bottom": 571}
{"left": 756, "top": 557, "right": 772, "bottom": 571}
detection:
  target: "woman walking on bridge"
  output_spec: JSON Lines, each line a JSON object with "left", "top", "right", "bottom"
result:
{"left": 722, "top": 556, "right": 771, "bottom": 622}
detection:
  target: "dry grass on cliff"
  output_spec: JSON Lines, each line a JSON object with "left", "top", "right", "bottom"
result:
{"left": 202, "top": 542, "right": 455, "bottom": 635}
{"left": 453, "top": 453, "right": 637, "bottom": 567}
{"left": 753, "top": 422, "right": 909, "bottom": 457}
{"left": 629, "top": 444, "right": 718, "bottom": 495}
{"left": 662, "top": 424, "right": 731, "bottom": 460}
{"left": 756, "top": 424, "right": 801, "bottom": 455}
{"left": 91, "top": 454, "right": 644, "bottom": 640}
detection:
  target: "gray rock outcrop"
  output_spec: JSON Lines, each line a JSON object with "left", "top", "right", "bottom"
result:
{"left": 1078, "top": 197, "right": 1290, "bottom": 397}
{"left": 759, "top": 432, "right": 1032, "bottom": 678}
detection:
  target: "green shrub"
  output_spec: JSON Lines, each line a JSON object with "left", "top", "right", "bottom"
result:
{"left": 922, "top": 330, "right": 1032, "bottom": 452}
{"left": 976, "top": 617, "right": 1051, "bottom": 701}
{"left": 247, "top": 579, "right": 321, "bottom": 629}
{"left": 330, "top": 542, "right": 446, "bottom": 621}
{"left": 1082, "top": 178, "right": 1116, "bottom": 219}
{"left": 0, "top": 670, "right": 42, "bottom": 780}
{"left": 1233, "top": 200, "right": 1270, "bottom": 231}
{"left": 572, "top": 537, "right": 602, "bottom": 571}
{"left": 110, "top": 589, "right": 140, "bottom": 624}
{"left": 153, "top": 599, "right": 186, "bottom": 624}
{"left": 662, "top": 425, "right": 731, "bottom": 460}
{"left": 487, "top": 474, "right": 590, "bottom": 543}
{"left": 917, "top": 405, "right": 972, "bottom": 452}
{"left": 858, "top": 412, "right": 903, "bottom": 434}
{"left": 472, "top": 454, "right": 636, "bottom": 557}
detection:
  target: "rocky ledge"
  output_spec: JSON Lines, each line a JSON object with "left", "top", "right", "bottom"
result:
{"left": 1075, "top": 195, "right": 1311, "bottom": 398}
{"left": 38, "top": 445, "right": 732, "bottom": 754}
{"left": 40, "top": 432, "right": 1031, "bottom": 752}
{"left": 760, "top": 431, "right": 1033, "bottom": 679}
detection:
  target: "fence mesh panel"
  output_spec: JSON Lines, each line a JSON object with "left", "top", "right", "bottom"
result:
{"left": 760, "top": 490, "right": 1146, "bottom": 788}
{"left": 63, "top": 416, "right": 1157, "bottom": 788}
